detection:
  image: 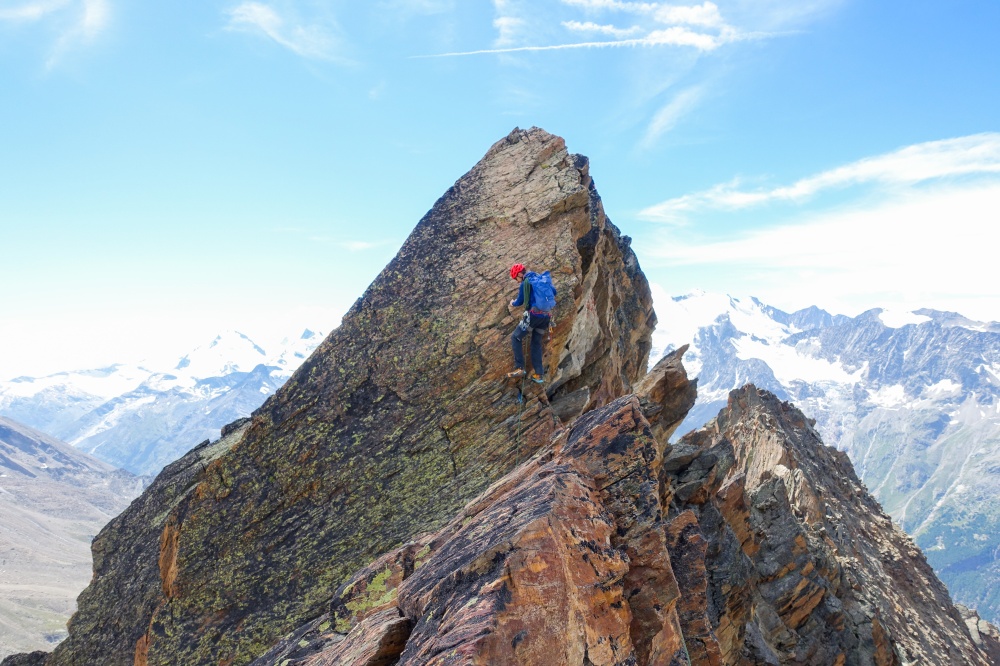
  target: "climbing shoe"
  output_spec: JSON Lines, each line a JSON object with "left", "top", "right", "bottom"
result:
{"left": 530, "top": 373, "right": 544, "bottom": 384}
{"left": 507, "top": 368, "right": 526, "bottom": 379}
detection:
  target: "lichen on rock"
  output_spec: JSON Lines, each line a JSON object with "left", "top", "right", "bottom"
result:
{"left": 32, "top": 127, "right": 656, "bottom": 666}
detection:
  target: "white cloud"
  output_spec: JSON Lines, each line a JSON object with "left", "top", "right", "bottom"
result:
{"left": 420, "top": 27, "right": 742, "bottom": 57}
{"left": 561, "top": 0, "right": 723, "bottom": 27}
{"left": 225, "top": 2, "right": 342, "bottom": 61}
{"left": 0, "top": 0, "right": 71, "bottom": 21}
{"left": 46, "top": 0, "right": 110, "bottom": 67}
{"left": 641, "top": 133, "right": 1000, "bottom": 221}
{"left": 654, "top": 2, "right": 723, "bottom": 27}
{"left": 646, "top": 181, "right": 1000, "bottom": 321}
{"left": 78, "top": 0, "right": 108, "bottom": 38}
{"left": 560, "top": 0, "right": 658, "bottom": 11}
{"left": 424, "top": 1, "right": 763, "bottom": 58}
{"left": 340, "top": 241, "right": 381, "bottom": 251}
{"left": 380, "top": 0, "right": 454, "bottom": 14}
{"left": 493, "top": 15, "right": 526, "bottom": 47}
{"left": 640, "top": 85, "right": 704, "bottom": 148}
{"left": 1, "top": 0, "right": 110, "bottom": 66}
{"left": 562, "top": 20, "right": 642, "bottom": 37}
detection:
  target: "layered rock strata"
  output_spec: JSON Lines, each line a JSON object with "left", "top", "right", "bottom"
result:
{"left": 29, "top": 128, "right": 655, "bottom": 666}
{"left": 252, "top": 369, "right": 998, "bottom": 665}
{"left": 664, "top": 385, "right": 998, "bottom": 665}
{"left": 254, "top": 393, "right": 686, "bottom": 666}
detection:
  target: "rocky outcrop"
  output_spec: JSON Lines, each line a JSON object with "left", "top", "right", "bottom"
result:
{"left": 635, "top": 344, "right": 697, "bottom": 443}
{"left": 252, "top": 382, "right": 997, "bottom": 666}
{"left": 960, "top": 605, "right": 1000, "bottom": 664}
{"left": 31, "top": 128, "right": 655, "bottom": 666}
{"left": 664, "top": 385, "right": 996, "bottom": 665}
{"left": 659, "top": 293, "right": 1000, "bottom": 625}
{"left": 255, "top": 394, "right": 686, "bottom": 666}
{"left": 10, "top": 129, "right": 996, "bottom": 666}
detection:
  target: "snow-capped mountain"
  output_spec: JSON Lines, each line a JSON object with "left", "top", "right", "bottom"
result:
{"left": 654, "top": 291, "right": 1000, "bottom": 623}
{"left": 0, "top": 329, "right": 325, "bottom": 476}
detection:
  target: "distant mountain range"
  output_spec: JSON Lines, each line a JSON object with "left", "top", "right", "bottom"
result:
{"left": 0, "top": 416, "right": 142, "bottom": 659}
{"left": 0, "top": 329, "right": 325, "bottom": 476}
{"left": 652, "top": 291, "right": 1000, "bottom": 624}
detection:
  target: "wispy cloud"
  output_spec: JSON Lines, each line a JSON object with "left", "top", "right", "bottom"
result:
{"left": 0, "top": 0, "right": 70, "bottom": 22}
{"left": 379, "top": 0, "right": 454, "bottom": 15}
{"left": 339, "top": 240, "right": 382, "bottom": 251}
{"left": 225, "top": 2, "right": 343, "bottom": 61}
{"left": 1, "top": 0, "right": 111, "bottom": 66}
{"left": 647, "top": 182, "right": 1000, "bottom": 319}
{"left": 420, "top": 1, "right": 762, "bottom": 57}
{"left": 562, "top": 20, "right": 642, "bottom": 37}
{"left": 48, "top": 0, "right": 111, "bottom": 68}
{"left": 303, "top": 236, "right": 388, "bottom": 252}
{"left": 419, "top": 27, "right": 752, "bottom": 57}
{"left": 493, "top": 14, "right": 526, "bottom": 47}
{"left": 640, "top": 84, "right": 704, "bottom": 148}
{"left": 652, "top": 2, "right": 723, "bottom": 27}
{"left": 641, "top": 133, "right": 1000, "bottom": 221}
{"left": 560, "top": 0, "right": 658, "bottom": 11}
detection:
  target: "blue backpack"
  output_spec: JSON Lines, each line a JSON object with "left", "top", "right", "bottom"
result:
{"left": 527, "top": 271, "right": 557, "bottom": 312}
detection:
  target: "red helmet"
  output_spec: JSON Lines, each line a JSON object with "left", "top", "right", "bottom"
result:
{"left": 509, "top": 263, "right": 526, "bottom": 279}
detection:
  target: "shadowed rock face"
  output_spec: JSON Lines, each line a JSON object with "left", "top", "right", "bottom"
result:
{"left": 10, "top": 129, "right": 998, "bottom": 666}
{"left": 33, "top": 127, "right": 655, "bottom": 666}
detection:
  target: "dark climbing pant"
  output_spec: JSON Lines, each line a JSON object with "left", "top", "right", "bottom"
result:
{"left": 512, "top": 313, "right": 550, "bottom": 375}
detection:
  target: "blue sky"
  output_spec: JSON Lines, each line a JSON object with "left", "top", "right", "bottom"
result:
{"left": 2, "top": 0, "right": 999, "bottom": 377}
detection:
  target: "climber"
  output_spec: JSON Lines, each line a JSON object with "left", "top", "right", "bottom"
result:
{"left": 506, "top": 263, "right": 557, "bottom": 384}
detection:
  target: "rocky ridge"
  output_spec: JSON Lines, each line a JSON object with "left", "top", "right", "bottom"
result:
{"left": 655, "top": 292, "right": 1000, "bottom": 623}
{"left": 251, "top": 370, "right": 1000, "bottom": 666}
{"left": 20, "top": 128, "right": 654, "bottom": 666}
{"left": 6, "top": 129, "right": 997, "bottom": 665}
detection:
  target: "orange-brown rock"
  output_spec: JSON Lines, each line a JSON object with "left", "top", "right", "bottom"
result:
{"left": 258, "top": 395, "right": 688, "bottom": 666}
{"left": 634, "top": 344, "right": 698, "bottom": 444}
{"left": 259, "top": 379, "right": 999, "bottom": 666}
{"left": 664, "top": 385, "right": 997, "bottom": 665}
{"left": 664, "top": 511, "right": 722, "bottom": 666}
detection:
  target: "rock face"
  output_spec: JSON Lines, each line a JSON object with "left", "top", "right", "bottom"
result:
{"left": 251, "top": 381, "right": 996, "bottom": 665}
{"left": 31, "top": 128, "right": 655, "bottom": 666}
{"left": 667, "top": 386, "right": 997, "bottom": 665}
{"left": 11, "top": 129, "right": 997, "bottom": 666}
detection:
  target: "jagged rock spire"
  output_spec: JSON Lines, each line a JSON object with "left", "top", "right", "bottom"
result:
{"left": 38, "top": 128, "right": 656, "bottom": 666}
